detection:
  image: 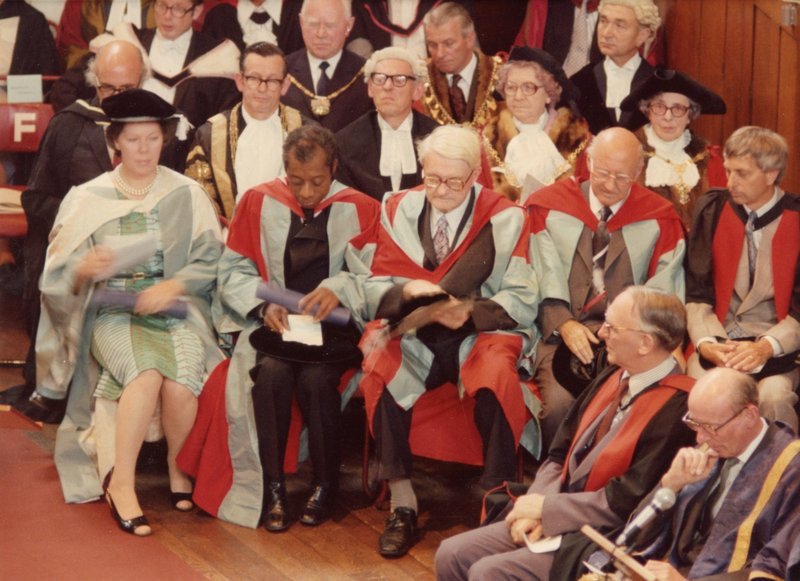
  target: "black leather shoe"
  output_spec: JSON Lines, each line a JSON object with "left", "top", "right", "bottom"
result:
{"left": 262, "top": 482, "right": 290, "bottom": 532}
{"left": 299, "top": 485, "right": 335, "bottom": 526}
{"left": 378, "top": 507, "right": 417, "bottom": 558}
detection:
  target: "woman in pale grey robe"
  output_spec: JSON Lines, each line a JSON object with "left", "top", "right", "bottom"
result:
{"left": 37, "top": 90, "right": 222, "bottom": 536}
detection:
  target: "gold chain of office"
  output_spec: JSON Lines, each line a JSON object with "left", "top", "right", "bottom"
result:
{"left": 286, "top": 67, "right": 366, "bottom": 116}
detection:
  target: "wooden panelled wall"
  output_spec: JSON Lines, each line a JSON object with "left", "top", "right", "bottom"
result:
{"left": 663, "top": 0, "right": 800, "bottom": 191}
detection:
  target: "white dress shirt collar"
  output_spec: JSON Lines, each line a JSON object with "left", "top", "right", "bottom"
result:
{"left": 377, "top": 113, "right": 416, "bottom": 192}
{"left": 237, "top": 0, "right": 281, "bottom": 47}
{"left": 603, "top": 52, "right": 641, "bottom": 118}
{"left": 308, "top": 51, "right": 343, "bottom": 90}
{"left": 430, "top": 188, "right": 473, "bottom": 244}
{"left": 744, "top": 187, "right": 780, "bottom": 218}
{"left": 589, "top": 188, "right": 625, "bottom": 217}
{"left": 446, "top": 52, "right": 477, "bottom": 96}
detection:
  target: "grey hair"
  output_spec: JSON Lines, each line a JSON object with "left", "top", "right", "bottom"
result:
{"left": 623, "top": 286, "right": 686, "bottom": 351}
{"left": 695, "top": 368, "right": 759, "bottom": 410}
{"left": 598, "top": 0, "right": 662, "bottom": 33}
{"left": 417, "top": 124, "right": 481, "bottom": 170}
{"left": 724, "top": 126, "right": 789, "bottom": 184}
{"left": 496, "top": 60, "right": 562, "bottom": 105}
{"left": 300, "top": 0, "right": 352, "bottom": 20}
{"left": 364, "top": 47, "right": 428, "bottom": 83}
{"left": 423, "top": 1, "right": 474, "bottom": 36}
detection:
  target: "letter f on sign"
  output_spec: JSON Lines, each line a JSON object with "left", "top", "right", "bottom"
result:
{"left": 14, "top": 112, "right": 37, "bottom": 143}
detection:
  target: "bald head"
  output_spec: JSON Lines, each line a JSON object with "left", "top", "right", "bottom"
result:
{"left": 87, "top": 40, "right": 145, "bottom": 102}
{"left": 586, "top": 127, "right": 644, "bottom": 206}
{"left": 686, "top": 368, "right": 763, "bottom": 457}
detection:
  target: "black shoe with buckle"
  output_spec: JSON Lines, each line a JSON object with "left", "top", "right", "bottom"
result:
{"left": 262, "top": 482, "right": 290, "bottom": 532}
{"left": 378, "top": 507, "right": 418, "bottom": 558}
{"left": 300, "top": 484, "right": 335, "bottom": 526}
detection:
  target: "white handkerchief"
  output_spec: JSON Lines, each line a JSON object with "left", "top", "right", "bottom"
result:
{"left": 282, "top": 315, "right": 323, "bottom": 346}
{"left": 524, "top": 534, "right": 562, "bottom": 554}
{"left": 96, "top": 234, "right": 157, "bottom": 281}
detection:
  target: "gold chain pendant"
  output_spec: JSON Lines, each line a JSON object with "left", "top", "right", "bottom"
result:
{"left": 310, "top": 96, "right": 331, "bottom": 116}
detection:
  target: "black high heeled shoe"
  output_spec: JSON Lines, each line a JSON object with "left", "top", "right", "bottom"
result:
{"left": 103, "top": 469, "right": 151, "bottom": 537}
{"left": 170, "top": 491, "right": 195, "bottom": 512}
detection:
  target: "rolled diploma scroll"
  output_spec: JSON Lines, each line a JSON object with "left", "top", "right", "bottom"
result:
{"left": 255, "top": 281, "right": 350, "bottom": 326}
{"left": 91, "top": 288, "right": 189, "bottom": 319}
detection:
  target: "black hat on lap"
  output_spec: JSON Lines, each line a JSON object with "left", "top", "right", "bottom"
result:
{"left": 506, "top": 46, "right": 581, "bottom": 104}
{"left": 620, "top": 68, "right": 727, "bottom": 114}
{"left": 101, "top": 88, "right": 177, "bottom": 122}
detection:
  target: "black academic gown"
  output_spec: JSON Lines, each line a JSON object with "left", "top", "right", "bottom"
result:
{"left": 201, "top": 0, "right": 304, "bottom": 53}
{"left": 570, "top": 58, "right": 653, "bottom": 134}
{"left": 334, "top": 110, "right": 437, "bottom": 202}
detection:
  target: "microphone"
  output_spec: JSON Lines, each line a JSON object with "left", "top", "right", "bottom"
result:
{"left": 614, "top": 487, "right": 676, "bottom": 548}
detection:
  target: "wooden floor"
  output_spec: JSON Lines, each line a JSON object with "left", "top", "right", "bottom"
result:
{"left": 0, "top": 273, "right": 517, "bottom": 581}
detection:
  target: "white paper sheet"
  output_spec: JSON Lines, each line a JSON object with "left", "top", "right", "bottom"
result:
{"left": 524, "top": 534, "right": 562, "bottom": 554}
{"left": 282, "top": 315, "right": 323, "bottom": 346}
{"left": 96, "top": 234, "right": 157, "bottom": 281}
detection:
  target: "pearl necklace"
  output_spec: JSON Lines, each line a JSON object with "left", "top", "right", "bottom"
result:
{"left": 113, "top": 166, "right": 159, "bottom": 199}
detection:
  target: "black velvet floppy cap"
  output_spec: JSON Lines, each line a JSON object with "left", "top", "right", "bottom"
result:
{"left": 506, "top": 46, "right": 581, "bottom": 105}
{"left": 620, "top": 68, "right": 727, "bottom": 114}
{"left": 101, "top": 88, "right": 177, "bottom": 122}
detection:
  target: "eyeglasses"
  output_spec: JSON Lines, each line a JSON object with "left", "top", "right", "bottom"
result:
{"left": 682, "top": 409, "right": 744, "bottom": 436}
{"left": 648, "top": 102, "right": 691, "bottom": 118}
{"left": 154, "top": 1, "right": 194, "bottom": 17}
{"left": 591, "top": 167, "right": 635, "bottom": 189}
{"left": 369, "top": 73, "right": 416, "bottom": 88}
{"left": 599, "top": 320, "right": 647, "bottom": 336}
{"left": 242, "top": 75, "right": 285, "bottom": 90}
{"left": 504, "top": 82, "right": 541, "bottom": 97}
{"left": 97, "top": 83, "right": 137, "bottom": 96}
{"left": 423, "top": 173, "right": 473, "bottom": 191}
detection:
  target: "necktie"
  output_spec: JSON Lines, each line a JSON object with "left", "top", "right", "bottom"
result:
{"left": 562, "top": 0, "right": 591, "bottom": 77}
{"left": 449, "top": 73, "right": 467, "bottom": 123}
{"left": 592, "top": 206, "right": 612, "bottom": 268}
{"left": 745, "top": 211, "right": 757, "bottom": 286}
{"left": 250, "top": 11, "right": 270, "bottom": 24}
{"left": 433, "top": 215, "right": 450, "bottom": 264}
{"left": 303, "top": 208, "right": 315, "bottom": 224}
{"left": 317, "top": 61, "right": 330, "bottom": 96}
{"left": 593, "top": 375, "right": 629, "bottom": 444}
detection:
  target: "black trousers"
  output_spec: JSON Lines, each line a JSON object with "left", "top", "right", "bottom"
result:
{"left": 373, "top": 386, "right": 517, "bottom": 488}
{"left": 251, "top": 356, "right": 346, "bottom": 487}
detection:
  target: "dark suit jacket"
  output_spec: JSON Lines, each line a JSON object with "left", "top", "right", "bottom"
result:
{"left": 1, "top": 0, "right": 61, "bottom": 77}
{"left": 335, "top": 109, "right": 437, "bottom": 202}
{"left": 541, "top": 0, "right": 602, "bottom": 66}
{"left": 201, "top": 1, "right": 304, "bottom": 53}
{"left": 570, "top": 57, "right": 653, "bottom": 134}
{"left": 21, "top": 100, "right": 111, "bottom": 338}
{"left": 281, "top": 48, "right": 373, "bottom": 133}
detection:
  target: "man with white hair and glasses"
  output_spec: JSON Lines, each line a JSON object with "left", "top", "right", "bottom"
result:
{"left": 335, "top": 46, "right": 437, "bottom": 202}
{"left": 350, "top": 124, "right": 539, "bottom": 558}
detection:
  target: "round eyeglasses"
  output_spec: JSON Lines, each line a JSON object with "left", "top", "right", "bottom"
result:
{"left": 648, "top": 102, "right": 691, "bottom": 118}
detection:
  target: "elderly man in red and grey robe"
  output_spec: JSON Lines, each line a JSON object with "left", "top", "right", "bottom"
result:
{"left": 177, "top": 125, "right": 380, "bottom": 531}
{"left": 344, "top": 124, "right": 539, "bottom": 558}
{"left": 525, "top": 127, "right": 686, "bottom": 446}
